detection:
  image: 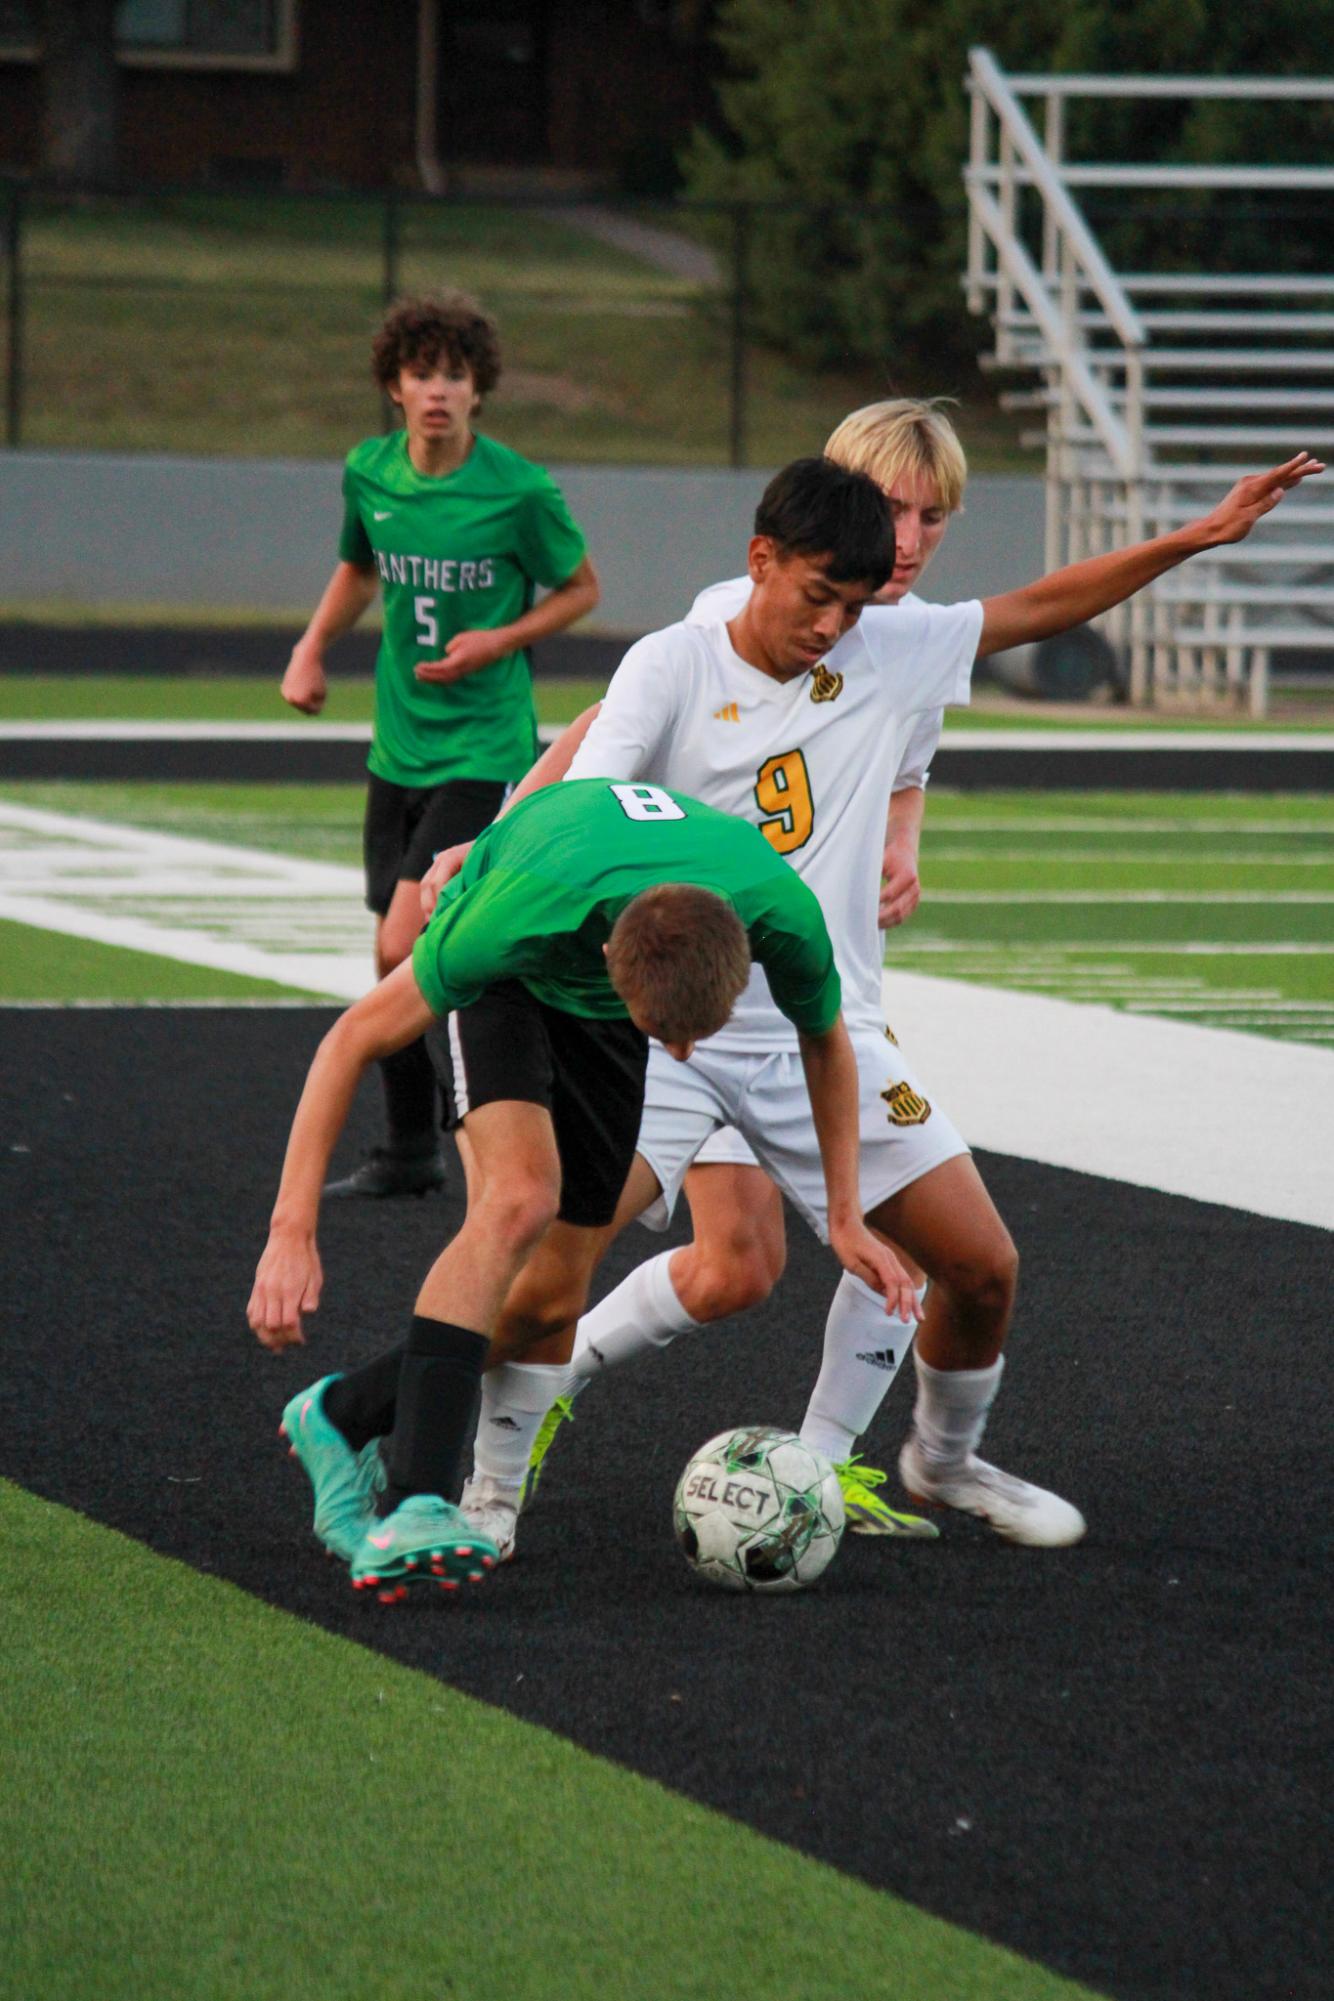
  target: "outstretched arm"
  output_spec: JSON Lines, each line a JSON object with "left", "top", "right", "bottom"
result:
{"left": 247, "top": 962, "right": 436, "bottom": 1349}
{"left": 977, "top": 453, "right": 1324, "bottom": 660}
{"left": 797, "top": 1018, "right": 923, "bottom": 1322}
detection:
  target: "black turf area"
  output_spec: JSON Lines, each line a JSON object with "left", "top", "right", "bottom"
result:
{"left": 3, "top": 1008, "right": 1329, "bottom": 2001}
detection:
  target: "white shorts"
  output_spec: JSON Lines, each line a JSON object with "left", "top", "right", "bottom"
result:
{"left": 636, "top": 1025, "right": 969, "bottom": 1244}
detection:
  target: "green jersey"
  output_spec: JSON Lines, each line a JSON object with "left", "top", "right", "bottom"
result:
{"left": 411, "top": 779, "right": 842, "bottom": 1034}
{"left": 339, "top": 431, "right": 588, "bottom": 789}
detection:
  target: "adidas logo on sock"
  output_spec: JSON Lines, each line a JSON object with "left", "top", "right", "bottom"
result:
{"left": 855, "top": 1348, "right": 898, "bottom": 1370}
{"left": 489, "top": 1415, "right": 522, "bottom": 1431}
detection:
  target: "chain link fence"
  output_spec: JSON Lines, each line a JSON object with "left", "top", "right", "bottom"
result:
{"left": 0, "top": 183, "right": 923, "bottom": 469}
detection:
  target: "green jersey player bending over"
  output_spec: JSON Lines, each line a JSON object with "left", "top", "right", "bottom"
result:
{"left": 281, "top": 292, "right": 599, "bottom": 1200}
{"left": 246, "top": 778, "right": 919, "bottom": 1596}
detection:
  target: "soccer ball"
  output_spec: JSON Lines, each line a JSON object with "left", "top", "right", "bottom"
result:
{"left": 672, "top": 1425, "right": 845, "bottom": 1593}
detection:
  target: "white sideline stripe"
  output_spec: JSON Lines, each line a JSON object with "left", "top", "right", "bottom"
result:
{"left": 0, "top": 800, "right": 363, "bottom": 889}
{"left": 935, "top": 819, "right": 1334, "bottom": 833}
{"left": 2, "top": 802, "right": 1328, "bottom": 1229}
{"left": 925, "top": 890, "right": 1334, "bottom": 904}
{"left": 900, "top": 942, "right": 1334, "bottom": 955}
{"left": 934, "top": 850, "right": 1334, "bottom": 866}
{"left": 885, "top": 970, "right": 1333, "bottom": 1232}
{"left": 2, "top": 722, "right": 1332, "bottom": 751}
{"left": 0, "top": 801, "right": 372, "bottom": 1002}
{"left": 0, "top": 893, "right": 370, "bottom": 999}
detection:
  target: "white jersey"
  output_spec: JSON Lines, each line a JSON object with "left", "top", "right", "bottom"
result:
{"left": 692, "top": 579, "right": 944, "bottom": 792}
{"left": 565, "top": 586, "right": 982, "bottom": 1051}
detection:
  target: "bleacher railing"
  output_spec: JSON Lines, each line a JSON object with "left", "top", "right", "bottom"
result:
{"left": 964, "top": 50, "right": 1334, "bottom": 713}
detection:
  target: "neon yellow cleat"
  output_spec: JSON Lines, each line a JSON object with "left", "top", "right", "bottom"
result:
{"left": 835, "top": 1454, "right": 940, "bottom": 1538}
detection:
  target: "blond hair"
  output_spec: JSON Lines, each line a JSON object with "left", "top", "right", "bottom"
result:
{"left": 605, "top": 885, "right": 751, "bottom": 1043}
{"left": 824, "top": 399, "right": 967, "bottom": 513}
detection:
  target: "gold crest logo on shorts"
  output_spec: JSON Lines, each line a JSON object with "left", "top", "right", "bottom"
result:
{"left": 882, "top": 1081, "right": 931, "bottom": 1126}
{"left": 809, "top": 662, "right": 844, "bottom": 703}
{"left": 883, "top": 1023, "right": 899, "bottom": 1048}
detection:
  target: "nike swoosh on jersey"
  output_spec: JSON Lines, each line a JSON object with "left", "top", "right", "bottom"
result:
{"left": 372, "top": 509, "right": 393, "bottom": 520}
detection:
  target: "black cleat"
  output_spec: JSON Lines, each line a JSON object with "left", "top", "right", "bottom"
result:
{"left": 323, "top": 1147, "right": 447, "bottom": 1200}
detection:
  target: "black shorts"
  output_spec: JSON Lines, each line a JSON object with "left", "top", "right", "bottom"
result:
{"left": 429, "top": 980, "right": 648, "bottom": 1228}
{"left": 363, "top": 773, "right": 508, "bottom": 917}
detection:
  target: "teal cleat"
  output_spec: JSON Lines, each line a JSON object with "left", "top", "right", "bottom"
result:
{"left": 279, "top": 1375, "right": 385, "bottom": 1562}
{"left": 835, "top": 1454, "right": 940, "bottom": 1539}
{"left": 350, "top": 1496, "right": 500, "bottom": 1602}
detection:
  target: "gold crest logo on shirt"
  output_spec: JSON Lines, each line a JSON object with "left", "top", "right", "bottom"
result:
{"left": 882, "top": 1081, "right": 931, "bottom": 1127}
{"left": 883, "top": 1023, "right": 899, "bottom": 1048}
{"left": 809, "top": 662, "right": 844, "bottom": 703}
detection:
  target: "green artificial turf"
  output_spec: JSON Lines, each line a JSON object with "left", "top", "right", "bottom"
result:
{"left": 2, "top": 784, "right": 1331, "bottom": 1039}
{"left": 0, "top": 918, "right": 324, "bottom": 1003}
{"left": 2, "top": 673, "right": 1331, "bottom": 731}
{"left": 0, "top": 1482, "right": 1104, "bottom": 2001}
{"left": 0, "top": 676, "right": 611, "bottom": 728}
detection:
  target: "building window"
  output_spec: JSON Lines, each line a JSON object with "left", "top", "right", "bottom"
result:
{"left": 0, "top": 0, "right": 297, "bottom": 68}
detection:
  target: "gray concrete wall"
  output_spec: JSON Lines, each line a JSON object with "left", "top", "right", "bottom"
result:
{"left": 0, "top": 450, "right": 1046, "bottom": 632}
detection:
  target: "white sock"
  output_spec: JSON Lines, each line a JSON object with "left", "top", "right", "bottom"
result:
{"left": 569, "top": 1251, "right": 701, "bottom": 1381}
{"left": 799, "top": 1273, "right": 926, "bottom": 1462}
{"left": 911, "top": 1352, "right": 1005, "bottom": 1472}
{"left": 473, "top": 1361, "right": 571, "bottom": 1486}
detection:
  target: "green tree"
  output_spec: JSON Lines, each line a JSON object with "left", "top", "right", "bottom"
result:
{"left": 682, "top": 0, "right": 1334, "bottom": 375}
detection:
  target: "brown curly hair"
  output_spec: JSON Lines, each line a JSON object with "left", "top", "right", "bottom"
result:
{"left": 370, "top": 293, "right": 502, "bottom": 397}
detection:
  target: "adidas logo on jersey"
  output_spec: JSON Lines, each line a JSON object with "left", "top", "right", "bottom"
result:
{"left": 712, "top": 702, "right": 741, "bottom": 723}
{"left": 855, "top": 1348, "right": 898, "bottom": 1370}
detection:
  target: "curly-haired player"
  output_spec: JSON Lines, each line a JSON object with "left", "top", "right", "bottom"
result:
{"left": 281, "top": 291, "right": 599, "bottom": 1198}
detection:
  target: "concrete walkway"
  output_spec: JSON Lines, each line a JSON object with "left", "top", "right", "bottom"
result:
{"left": 546, "top": 203, "right": 722, "bottom": 285}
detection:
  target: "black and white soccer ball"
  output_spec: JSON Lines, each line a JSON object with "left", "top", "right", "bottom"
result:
{"left": 672, "top": 1425, "right": 845, "bottom": 1593}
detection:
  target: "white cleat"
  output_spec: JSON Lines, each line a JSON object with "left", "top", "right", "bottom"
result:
{"left": 898, "top": 1432, "right": 1086, "bottom": 1548}
{"left": 459, "top": 1474, "right": 520, "bottom": 1563}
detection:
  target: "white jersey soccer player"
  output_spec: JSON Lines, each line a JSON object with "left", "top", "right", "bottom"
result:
{"left": 562, "top": 587, "right": 976, "bottom": 1238}
{"left": 455, "top": 447, "right": 1321, "bottom": 1559}
{"left": 679, "top": 578, "right": 943, "bottom": 1199}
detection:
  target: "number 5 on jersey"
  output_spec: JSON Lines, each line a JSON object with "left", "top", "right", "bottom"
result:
{"left": 414, "top": 595, "right": 439, "bottom": 651}
{"left": 755, "top": 751, "right": 813, "bottom": 854}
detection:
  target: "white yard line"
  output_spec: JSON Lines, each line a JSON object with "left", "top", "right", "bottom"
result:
{"left": 884, "top": 970, "right": 1333, "bottom": 1232}
{"left": 2, "top": 801, "right": 1328, "bottom": 1231}
{"left": 924, "top": 889, "right": 1334, "bottom": 903}
{"left": 0, "top": 800, "right": 373, "bottom": 1001}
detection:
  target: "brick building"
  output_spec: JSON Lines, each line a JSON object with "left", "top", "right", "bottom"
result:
{"left": 0, "top": 0, "right": 718, "bottom": 190}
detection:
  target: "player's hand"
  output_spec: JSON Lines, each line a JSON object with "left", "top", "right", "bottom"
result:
{"left": 879, "top": 835, "right": 922, "bottom": 929}
{"left": 419, "top": 840, "right": 475, "bottom": 917}
{"left": 1196, "top": 452, "right": 1325, "bottom": 547}
{"left": 828, "top": 1218, "right": 923, "bottom": 1324}
{"left": 281, "top": 647, "right": 328, "bottom": 716}
{"left": 415, "top": 629, "right": 506, "bottom": 684}
{"left": 247, "top": 1228, "right": 322, "bottom": 1351}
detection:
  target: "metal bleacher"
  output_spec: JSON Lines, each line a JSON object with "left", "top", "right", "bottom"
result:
{"left": 963, "top": 50, "right": 1334, "bottom": 713}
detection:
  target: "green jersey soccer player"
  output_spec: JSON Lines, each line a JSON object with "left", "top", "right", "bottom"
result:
{"left": 248, "top": 779, "right": 919, "bottom": 1595}
{"left": 281, "top": 292, "right": 599, "bottom": 1198}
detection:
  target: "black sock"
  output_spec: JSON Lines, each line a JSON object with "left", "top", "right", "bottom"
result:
{"left": 380, "top": 1316, "right": 488, "bottom": 1511}
{"left": 378, "top": 1039, "right": 438, "bottom": 1156}
{"left": 323, "top": 1348, "right": 405, "bottom": 1451}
